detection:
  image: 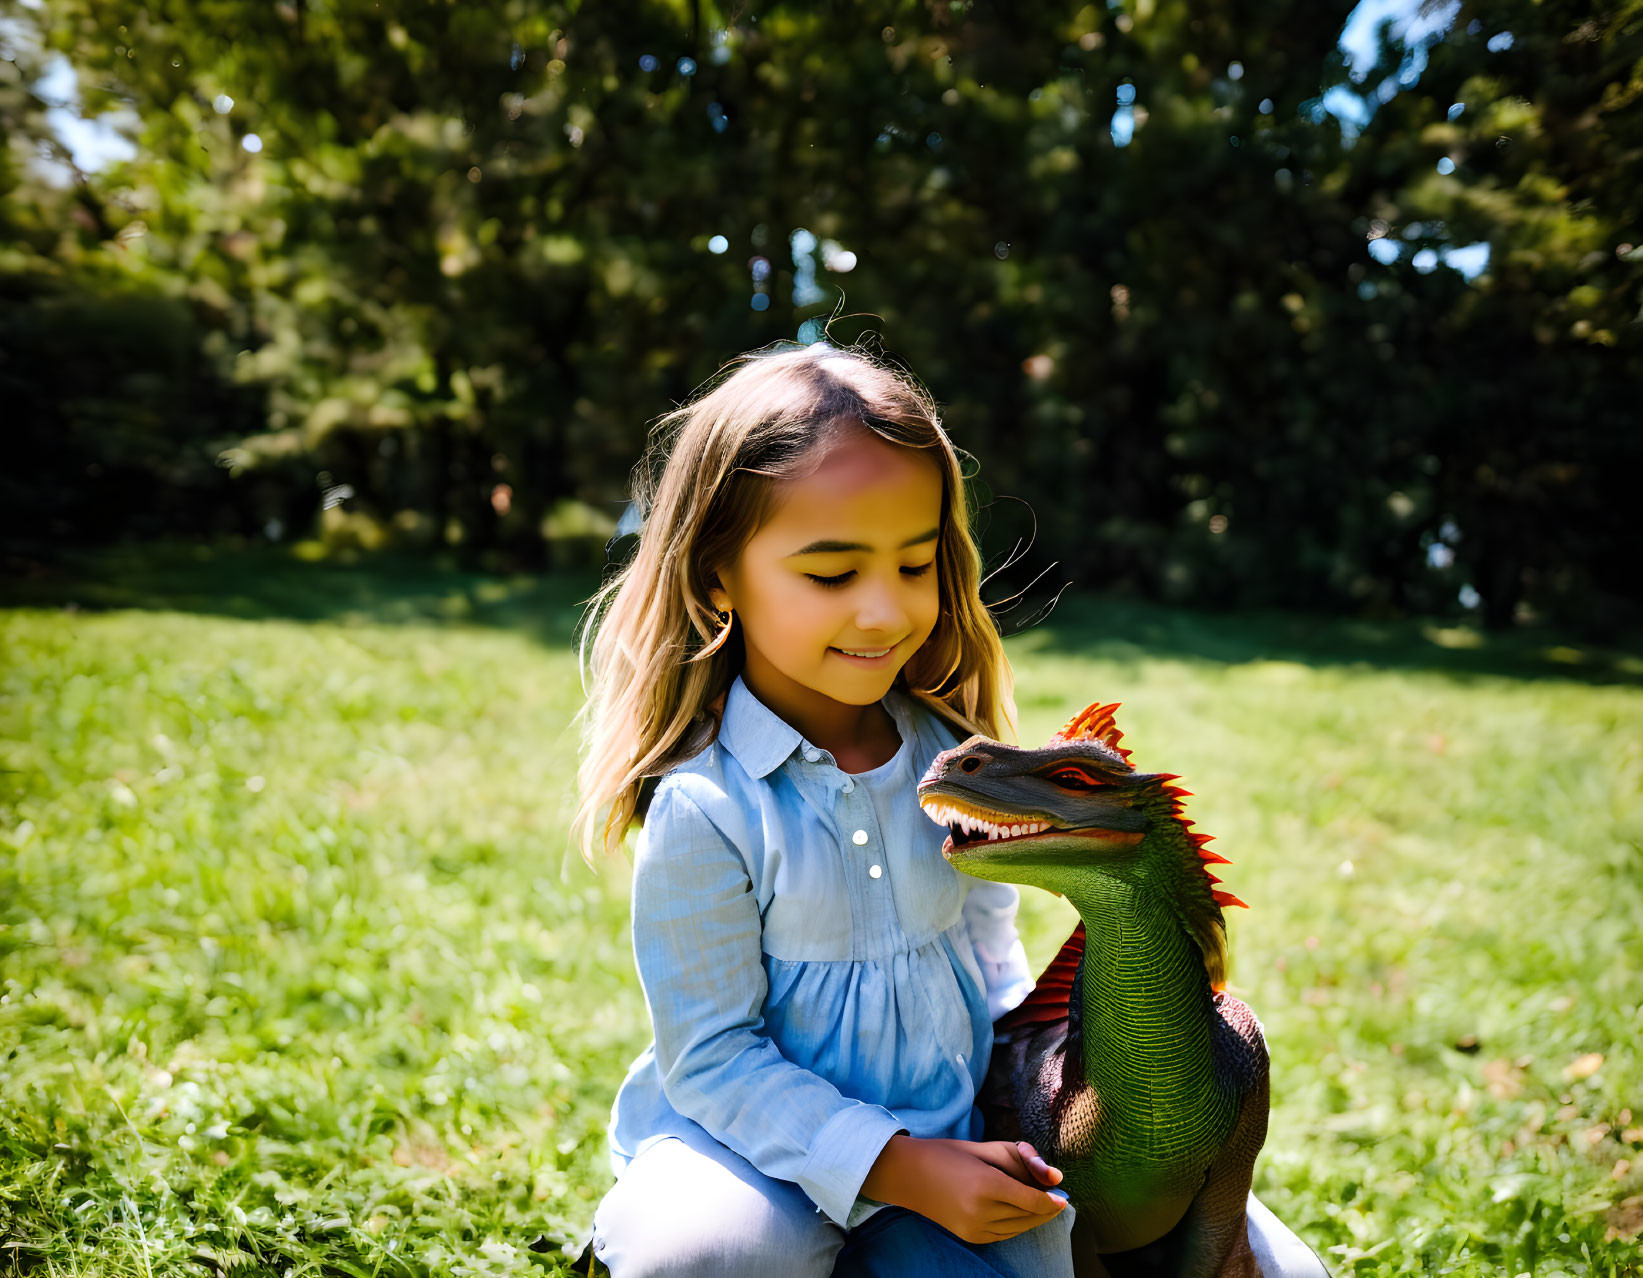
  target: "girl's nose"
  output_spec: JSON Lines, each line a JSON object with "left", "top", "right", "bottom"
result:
{"left": 853, "top": 581, "right": 908, "bottom": 634}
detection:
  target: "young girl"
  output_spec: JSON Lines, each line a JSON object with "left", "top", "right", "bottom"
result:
{"left": 569, "top": 341, "right": 1328, "bottom": 1278}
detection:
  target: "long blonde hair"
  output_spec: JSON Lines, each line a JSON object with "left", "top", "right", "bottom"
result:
{"left": 568, "top": 339, "right": 1019, "bottom": 865}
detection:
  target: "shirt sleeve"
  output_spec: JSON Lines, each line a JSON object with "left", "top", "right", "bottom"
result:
{"left": 630, "top": 780, "right": 909, "bottom": 1227}
{"left": 961, "top": 878, "right": 1035, "bottom": 1020}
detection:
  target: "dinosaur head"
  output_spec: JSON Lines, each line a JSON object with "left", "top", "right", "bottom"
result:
{"left": 916, "top": 700, "right": 1245, "bottom": 989}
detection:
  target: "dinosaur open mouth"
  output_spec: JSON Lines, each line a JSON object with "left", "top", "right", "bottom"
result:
{"left": 919, "top": 799, "right": 1058, "bottom": 857}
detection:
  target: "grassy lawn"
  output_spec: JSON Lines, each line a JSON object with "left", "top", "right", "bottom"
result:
{"left": 2, "top": 545, "right": 1640, "bottom": 1276}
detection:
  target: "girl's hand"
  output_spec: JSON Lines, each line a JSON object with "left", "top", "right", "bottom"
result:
{"left": 861, "top": 1135, "right": 1067, "bottom": 1245}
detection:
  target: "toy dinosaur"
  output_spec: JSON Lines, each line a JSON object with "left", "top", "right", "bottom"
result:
{"left": 917, "top": 700, "right": 1270, "bottom": 1278}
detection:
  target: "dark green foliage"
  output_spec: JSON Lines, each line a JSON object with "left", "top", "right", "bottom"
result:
{"left": 2, "top": 0, "right": 1638, "bottom": 630}
{"left": 0, "top": 270, "right": 271, "bottom": 548}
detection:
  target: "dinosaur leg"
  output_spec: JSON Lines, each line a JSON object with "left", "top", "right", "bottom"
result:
{"left": 1165, "top": 1067, "right": 1270, "bottom": 1278}
{"left": 1214, "top": 1230, "right": 1260, "bottom": 1278}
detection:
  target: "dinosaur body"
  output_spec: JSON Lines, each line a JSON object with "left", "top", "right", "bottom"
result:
{"left": 917, "top": 701, "right": 1270, "bottom": 1278}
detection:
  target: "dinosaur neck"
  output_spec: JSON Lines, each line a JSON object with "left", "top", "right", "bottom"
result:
{"left": 1063, "top": 874, "right": 1220, "bottom": 1150}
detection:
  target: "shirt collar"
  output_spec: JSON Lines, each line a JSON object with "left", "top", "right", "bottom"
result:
{"left": 718, "top": 672, "right": 916, "bottom": 780}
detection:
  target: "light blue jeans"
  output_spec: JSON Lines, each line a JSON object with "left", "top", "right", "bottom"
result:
{"left": 590, "top": 1123, "right": 1329, "bottom": 1276}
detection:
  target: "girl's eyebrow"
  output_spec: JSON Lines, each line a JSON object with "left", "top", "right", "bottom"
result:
{"left": 786, "top": 527, "right": 939, "bottom": 557}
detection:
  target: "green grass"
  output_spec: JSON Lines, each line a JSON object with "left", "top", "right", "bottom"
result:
{"left": 3, "top": 547, "right": 1640, "bottom": 1276}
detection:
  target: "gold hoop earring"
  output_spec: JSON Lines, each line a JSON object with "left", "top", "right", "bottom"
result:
{"left": 692, "top": 605, "right": 735, "bottom": 663}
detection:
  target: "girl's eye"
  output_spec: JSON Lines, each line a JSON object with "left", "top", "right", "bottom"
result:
{"left": 804, "top": 563, "right": 936, "bottom": 590}
{"left": 1047, "top": 768, "right": 1103, "bottom": 790}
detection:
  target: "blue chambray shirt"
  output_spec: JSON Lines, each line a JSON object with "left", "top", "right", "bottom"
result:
{"left": 606, "top": 672, "right": 1035, "bottom": 1229}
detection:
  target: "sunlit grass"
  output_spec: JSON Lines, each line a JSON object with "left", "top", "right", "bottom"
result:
{"left": 2, "top": 559, "right": 1639, "bottom": 1276}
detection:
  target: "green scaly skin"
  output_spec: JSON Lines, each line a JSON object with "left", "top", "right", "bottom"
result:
{"left": 917, "top": 707, "right": 1271, "bottom": 1278}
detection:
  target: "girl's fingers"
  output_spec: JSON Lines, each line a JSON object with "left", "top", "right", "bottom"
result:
{"left": 978, "top": 1136, "right": 1063, "bottom": 1186}
{"left": 972, "top": 1141, "right": 1031, "bottom": 1181}
{"left": 975, "top": 1210, "right": 1065, "bottom": 1243}
{"left": 1016, "top": 1141, "right": 1063, "bottom": 1185}
{"left": 989, "top": 1171, "right": 1067, "bottom": 1217}
{"left": 985, "top": 1207, "right": 1063, "bottom": 1228}
{"left": 976, "top": 1138, "right": 1062, "bottom": 1187}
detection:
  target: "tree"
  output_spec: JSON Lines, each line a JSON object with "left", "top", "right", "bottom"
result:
{"left": 5, "top": 0, "right": 1637, "bottom": 631}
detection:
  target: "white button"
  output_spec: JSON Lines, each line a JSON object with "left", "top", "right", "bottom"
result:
{"left": 840, "top": 779, "right": 854, "bottom": 793}
{"left": 956, "top": 1052, "right": 966, "bottom": 1065}
{"left": 869, "top": 864, "right": 882, "bottom": 878}
{"left": 803, "top": 747, "right": 821, "bottom": 763}
{"left": 852, "top": 829, "right": 869, "bottom": 846}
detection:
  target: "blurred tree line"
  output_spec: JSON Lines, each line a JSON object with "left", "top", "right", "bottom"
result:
{"left": 2, "top": 0, "right": 1638, "bottom": 633}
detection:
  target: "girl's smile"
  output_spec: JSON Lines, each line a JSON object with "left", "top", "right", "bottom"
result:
{"left": 829, "top": 642, "right": 904, "bottom": 663}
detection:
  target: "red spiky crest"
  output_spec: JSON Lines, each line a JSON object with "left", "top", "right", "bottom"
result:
{"left": 1048, "top": 701, "right": 1134, "bottom": 763}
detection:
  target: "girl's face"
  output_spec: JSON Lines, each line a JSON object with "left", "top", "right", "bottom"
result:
{"left": 712, "top": 426, "right": 944, "bottom": 715}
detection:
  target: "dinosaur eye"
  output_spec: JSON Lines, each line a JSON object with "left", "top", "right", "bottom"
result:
{"left": 1048, "top": 768, "right": 1102, "bottom": 790}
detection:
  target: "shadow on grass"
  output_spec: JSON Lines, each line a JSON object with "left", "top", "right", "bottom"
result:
{"left": 4, "top": 540, "right": 1640, "bottom": 687}
{"left": 2, "top": 541, "right": 606, "bottom": 655}
{"left": 1017, "top": 590, "right": 1643, "bottom": 688}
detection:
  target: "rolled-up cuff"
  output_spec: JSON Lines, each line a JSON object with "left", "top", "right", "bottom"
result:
{"left": 844, "top": 1193, "right": 893, "bottom": 1230}
{"left": 796, "top": 1104, "right": 908, "bottom": 1228}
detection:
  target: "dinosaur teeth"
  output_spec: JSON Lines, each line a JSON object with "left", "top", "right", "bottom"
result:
{"left": 922, "top": 799, "right": 1054, "bottom": 843}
